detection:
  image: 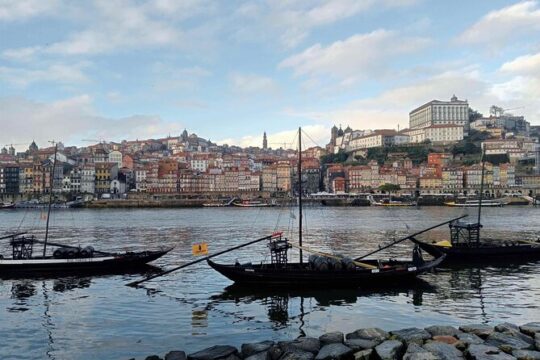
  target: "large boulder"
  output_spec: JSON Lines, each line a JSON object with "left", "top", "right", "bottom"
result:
{"left": 456, "top": 332, "right": 485, "bottom": 346}
{"left": 535, "top": 334, "right": 540, "bottom": 351}
{"left": 346, "top": 328, "right": 388, "bottom": 342}
{"left": 244, "top": 352, "right": 270, "bottom": 360}
{"left": 315, "top": 343, "right": 354, "bottom": 360}
{"left": 241, "top": 341, "right": 274, "bottom": 357}
{"left": 422, "top": 341, "right": 464, "bottom": 360}
{"left": 486, "top": 332, "right": 535, "bottom": 352}
{"left": 521, "top": 324, "right": 540, "bottom": 337}
{"left": 345, "top": 339, "right": 380, "bottom": 351}
{"left": 165, "top": 351, "right": 187, "bottom": 360}
{"left": 460, "top": 324, "right": 495, "bottom": 339}
{"left": 496, "top": 323, "right": 521, "bottom": 334}
{"left": 187, "top": 345, "right": 240, "bottom": 360}
{"left": 466, "top": 344, "right": 516, "bottom": 360}
{"left": 279, "top": 338, "right": 321, "bottom": 354}
{"left": 279, "top": 349, "right": 314, "bottom": 360}
{"left": 391, "top": 328, "right": 432, "bottom": 345}
{"left": 319, "top": 332, "right": 344, "bottom": 346}
{"left": 425, "top": 325, "right": 461, "bottom": 337}
{"left": 512, "top": 350, "right": 540, "bottom": 360}
{"left": 403, "top": 343, "right": 438, "bottom": 360}
{"left": 352, "top": 349, "right": 373, "bottom": 360}
{"left": 374, "top": 340, "right": 404, "bottom": 360}
{"left": 432, "top": 336, "right": 459, "bottom": 345}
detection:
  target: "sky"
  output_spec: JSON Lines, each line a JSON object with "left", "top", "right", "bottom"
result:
{"left": 1, "top": 0, "right": 540, "bottom": 151}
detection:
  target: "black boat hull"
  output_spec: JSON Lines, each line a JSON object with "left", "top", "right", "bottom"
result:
{"left": 207, "top": 256, "right": 444, "bottom": 287}
{"left": 0, "top": 248, "right": 171, "bottom": 277}
{"left": 410, "top": 239, "right": 540, "bottom": 264}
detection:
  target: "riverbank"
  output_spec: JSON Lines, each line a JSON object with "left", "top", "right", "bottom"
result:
{"left": 136, "top": 322, "right": 540, "bottom": 360}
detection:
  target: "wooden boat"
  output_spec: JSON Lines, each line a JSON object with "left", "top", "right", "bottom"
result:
{"left": 444, "top": 199, "right": 503, "bottom": 207}
{"left": 208, "top": 128, "right": 446, "bottom": 287}
{"left": 0, "top": 142, "right": 172, "bottom": 277}
{"left": 0, "top": 202, "right": 15, "bottom": 209}
{"left": 411, "top": 153, "right": 540, "bottom": 265}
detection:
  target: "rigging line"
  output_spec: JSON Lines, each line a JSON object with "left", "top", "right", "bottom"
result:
{"left": 301, "top": 129, "right": 323, "bottom": 149}
{"left": 16, "top": 206, "right": 30, "bottom": 231}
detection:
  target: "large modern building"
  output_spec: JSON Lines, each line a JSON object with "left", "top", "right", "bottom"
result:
{"left": 409, "top": 95, "right": 469, "bottom": 130}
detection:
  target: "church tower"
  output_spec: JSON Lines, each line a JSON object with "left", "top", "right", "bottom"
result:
{"left": 263, "top": 132, "right": 268, "bottom": 150}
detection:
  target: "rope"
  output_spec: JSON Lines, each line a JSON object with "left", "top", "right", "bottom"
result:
{"left": 288, "top": 242, "right": 377, "bottom": 269}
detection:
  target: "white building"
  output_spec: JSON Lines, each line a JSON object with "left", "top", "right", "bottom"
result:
{"left": 135, "top": 169, "right": 147, "bottom": 192}
{"left": 424, "top": 125, "right": 464, "bottom": 144}
{"left": 409, "top": 95, "right": 469, "bottom": 130}
{"left": 108, "top": 150, "right": 123, "bottom": 168}
{"left": 80, "top": 165, "right": 95, "bottom": 194}
{"left": 349, "top": 130, "right": 409, "bottom": 150}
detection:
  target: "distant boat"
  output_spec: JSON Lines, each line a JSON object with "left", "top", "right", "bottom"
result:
{"left": 232, "top": 200, "right": 275, "bottom": 207}
{"left": 444, "top": 200, "right": 503, "bottom": 207}
{"left": 368, "top": 195, "right": 416, "bottom": 207}
{"left": 0, "top": 202, "right": 15, "bottom": 209}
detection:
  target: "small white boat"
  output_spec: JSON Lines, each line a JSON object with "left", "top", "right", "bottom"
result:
{"left": 444, "top": 200, "right": 504, "bottom": 207}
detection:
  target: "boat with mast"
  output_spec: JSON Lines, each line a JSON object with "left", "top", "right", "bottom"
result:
{"left": 410, "top": 151, "right": 540, "bottom": 264}
{"left": 205, "top": 128, "right": 448, "bottom": 287}
{"left": 0, "top": 142, "right": 172, "bottom": 276}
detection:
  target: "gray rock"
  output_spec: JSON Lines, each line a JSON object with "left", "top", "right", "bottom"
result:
{"left": 423, "top": 341, "right": 464, "bottom": 360}
{"left": 403, "top": 344, "right": 438, "bottom": 360}
{"left": 320, "top": 332, "right": 344, "bottom": 346}
{"left": 486, "top": 332, "right": 535, "bottom": 352}
{"left": 188, "top": 345, "right": 240, "bottom": 360}
{"left": 456, "top": 332, "right": 485, "bottom": 345}
{"left": 244, "top": 352, "right": 269, "bottom": 360}
{"left": 535, "top": 334, "right": 540, "bottom": 351}
{"left": 346, "top": 328, "right": 388, "bottom": 342}
{"left": 352, "top": 349, "right": 373, "bottom": 360}
{"left": 466, "top": 344, "right": 516, "bottom": 360}
{"left": 512, "top": 350, "right": 540, "bottom": 360}
{"left": 460, "top": 324, "right": 495, "bottom": 339}
{"left": 391, "top": 328, "right": 431, "bottom": 345}
{"left": 425, "top": 325, "right": 461, "bottom": 337}
{"left": 496, "top": 323, "right": 521, "bottom": 333}
{"left": 279, "top": 349, "right": 315, "bottom": 360}
{"left": 345, "top": 338, "right": 380, "bottom": 351}
{"left": 242, "top": 341, "right": 274, "bottom": 357}
{"left": 279, "top": 338, "right": 321, "bottom": 354}
{"left": 521, "top": 324, "right": 540, "bottom": 337}
{"left": 315, "top": 343, "right": 353, "bottom": 360}
{"left": 267, "top": 345, "right": 282, "bottom": 360}
{"left": 146, "top": 356, "right": 163, "bottom": 360}
{"left": 165, "top": 351, "right": 187, "bottom": 360}
{"left": 375, "top": 340, "right": 404, "bottom": 360}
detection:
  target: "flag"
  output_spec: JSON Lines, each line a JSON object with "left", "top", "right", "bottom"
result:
{"left": 192, "top": 243, "right": 208, "bottom": 256}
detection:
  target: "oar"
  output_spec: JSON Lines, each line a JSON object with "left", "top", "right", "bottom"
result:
{"left": 0, "top": 232, "right": 27, "bottom": 240}
{"left": 354, "top": 215, "right": 468, "bottom": 261}
{"left": 288, "top": 242, "right": 377, "bottom": 269}
{"left": 126, "top": 234, "right": 273, "bottom": 287}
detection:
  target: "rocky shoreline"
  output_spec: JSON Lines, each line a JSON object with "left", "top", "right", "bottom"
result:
{"left": 132, "top": 322, "right": 540, "bottom": 360}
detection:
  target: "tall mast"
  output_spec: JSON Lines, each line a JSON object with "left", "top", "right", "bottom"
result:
{"left": 476, "top": 148, "right": 486, "bottom": 244}
{"left": 43, "top": 142, "right": 58, "bottom": 257}
{"left": 297, "top": 127, "right": 303, "bottom": 264}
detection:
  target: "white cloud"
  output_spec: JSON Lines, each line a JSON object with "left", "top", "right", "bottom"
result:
{"left": 279, "top": 30, "right": 431, "bottom": 82}
{"left": 218, "top": 125, "right": 329, "bottom": 149}
{"left": 457, "top": 1, "right": 540, "bottom": 46}
{"left": 229, "top": 73, "right": 278, "bottom": 94}
{"left": 500, "top": 52, "right": 540, "bottom": 74}
{"left": 0, "top": 62, "right": 90, "bottom": 88}
{"left": 0, "top": 96, "right": 184, "bottom": 150}
{"left": 0, "top": 0, "right": 59, "bottom": 22}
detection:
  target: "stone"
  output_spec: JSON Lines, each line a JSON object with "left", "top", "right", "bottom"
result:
{"left": 315, "top": 343, "right": 354, "bottom": 360}
{"left": 460, "top": 324, "right": 495, "bottom": 339}
{"left": 267, "top": 345, "right": 283, "bottom": 360}
{"left": 466, "top": 344, "right": 516, "bottom": 360}
{"left": 423, "top": 341, "right": 464, "bottom": 360}
{"left": 432, "top": 336, "right": 459, "bottom": 345}
{"left": 486, "top": 332, "right": 535, "bottom": 352}
{"left": 165, "top": 351, "right": 187, "bottom": 360}
{"left": 374, "top": 340, "right": 404, "bottom": 360}
{"left": 346, "top": 328, "right": 388, "bottom": 342}
{"left": 521, "top": 324, "right": 540, "bottom": 337}
{"left": 244, "top": 352, "right": 269, "bottom": 360}
{"left": 512, "top": 350, "right": 540, "bottom": 360}
{"left": 187, "top": 345, "right": 240, "bottom": 360}
{"left": 242, "top": 341, "right": 274, "bottom": 357}
{"left": 535, "top": 334, "right": 540, "bottom": 351}
{"left": 425, "top": 325, "right": 461, "bottom": 337}
{"left": 279, "top": 349, "right": 315, "bottom": 360}
{"left": 344, "top": 339, "right": 380, "bottom": 351}
{"left": 403, "top": 344, "right": 438, "bottom": 360}
{"left": 319, "top": 332, "right": 344, "bottom": 346}
{"left": 146, "top": 356, "right": 163, "bottom": 360}
{"left": 390, "top": 328, "right": 431, "bottom": 345}
{"left": 279, "top": 337, "right": 321, "bottom": 354}
{"left": 456, "top": 332, "right": 484, "bottom": 346}
{"left": 497, "top": 323, "right": 521, "bottom": 333}
{"left": 352, "top": 349, "right": 373, "bottom": 360}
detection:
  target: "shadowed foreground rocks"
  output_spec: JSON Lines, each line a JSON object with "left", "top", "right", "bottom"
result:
{"left": 134, "top": 322, "right": 540, "bottom": 360}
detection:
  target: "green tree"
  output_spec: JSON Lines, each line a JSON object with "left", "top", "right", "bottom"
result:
{"left": 378, "top": 183, "right": 401, "bottom": 193}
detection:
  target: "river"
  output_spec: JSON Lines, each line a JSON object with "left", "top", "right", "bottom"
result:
{"left": 0, "top": 206, "right": 539, "bottom": 359}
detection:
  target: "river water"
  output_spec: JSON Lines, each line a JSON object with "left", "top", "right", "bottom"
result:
{"left": 1, "top": 206, "right": 539, "bottom": 359}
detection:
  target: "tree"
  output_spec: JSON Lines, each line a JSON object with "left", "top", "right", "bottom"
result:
{"left": 469, "top": 108, "right": 483, "bottom": 123}
{"left": 378, "top": 183, "right": 401, "bottom": 193}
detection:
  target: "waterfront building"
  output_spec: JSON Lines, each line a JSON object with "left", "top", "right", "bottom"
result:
{"left": 409, "top": 95, "right": 469, "bottom": 130}
{"left": 276, "top": 160, "right": 292, "bottom": 192}
{"left": 32, "top": 161, "right": 43, "bottom": 194}
{"left": 419, "top": 175, "right": 443, "bottom": 193}
{"left": 0, "top": 163, "right": 20, "bottom": 194}
{"left": 67, "top": 168, "right": 81, "bottom": 193}
{"left": 442, "top": 167, "right": 464, "bottom": 193}
{"left": 18, "top": 162, "right": 34, "bottom": 194}
{"left": 95, "top": 162, "right": 118, "bottom": 194}
{"left": 80, "top": 165, "right": 96, "bottom": 194}
{"left": 134, "top": 166, "right": 147, "bottom": 192}
{"left": 262, "top": 165, "right": 278, "bottom": 192}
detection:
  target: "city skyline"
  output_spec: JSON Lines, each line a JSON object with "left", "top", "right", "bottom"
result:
{"left": 2, "top": 0, "right": 540, "bottom": 151}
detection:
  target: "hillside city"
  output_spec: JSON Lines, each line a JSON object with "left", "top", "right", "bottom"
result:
{"left": 1, "top": 95, "right": 540, "bottom": 203}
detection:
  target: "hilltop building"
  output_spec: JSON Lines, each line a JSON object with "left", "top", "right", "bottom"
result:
{"left": 409, "top": 95, "right": 469, "bottom": 131}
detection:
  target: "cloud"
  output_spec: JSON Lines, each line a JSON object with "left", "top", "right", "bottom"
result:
{"left": 0, "top": 0, "right": 59, "bottom": 22}
{"left": 0, "top": 96, "right": 184, "bottom": 150}
{"left": 279, "top": 30, "right": 431, "bottom": 83}
{"left": 217, "top": 125, "right": 329, "bottom": 149}
{"left": 500, "top": 52, "right": 540, "bottom": 74}
{"left": 457, "top": 1, "right": 540, "bottom": 46}
{"left": 0, "top": 62, "right": 90, "bottom": 88}
{"left": 229, "top": 73, "right": 278, "bottom": 94}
